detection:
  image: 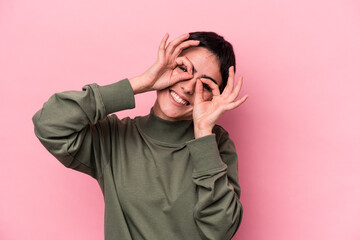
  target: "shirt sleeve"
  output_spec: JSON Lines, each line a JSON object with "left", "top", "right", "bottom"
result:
{"left": 32, "top": 79, "right": 135, "bottom": 179}
{"left": 186, "top": 128, "right": 243, "bottom": 240}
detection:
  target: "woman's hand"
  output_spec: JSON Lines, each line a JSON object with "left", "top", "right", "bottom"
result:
{"left": 192, "top": 66, "right": 248, "bottom": 138}
{"left": 129, "top": 33, "right": 200, "bottom": 94}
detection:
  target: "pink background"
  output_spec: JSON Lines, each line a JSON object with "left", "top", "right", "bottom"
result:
{"left": 1, "top": 0, "right": 360, "bottom": 239}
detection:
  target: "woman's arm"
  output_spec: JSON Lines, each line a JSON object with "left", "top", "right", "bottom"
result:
{"left": 32, "top": 79, "right": 135, "bottom": 179}
{"left": 33, "top": 33, "right": 199, "bottom": 179}
{"left": 188, "top": 64, "right": 248, "bottom": 239}
{"left": 186, "top": 128, "right": 243, "bottom": 240}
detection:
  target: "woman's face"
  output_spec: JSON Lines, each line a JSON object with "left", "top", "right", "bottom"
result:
{"left": 153, "top": 47, "right": 222, "bottom": 121}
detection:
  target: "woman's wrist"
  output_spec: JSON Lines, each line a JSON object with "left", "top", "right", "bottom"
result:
{"left": 129, "top": 74, "right": 150, "bottom": 95}
{"left": 194, "top": 127, "right": 212, "bottom": 139}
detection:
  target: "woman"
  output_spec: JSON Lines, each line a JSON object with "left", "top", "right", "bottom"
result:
{"left": 33, "top": 32, "right": 248, "bottom": 240}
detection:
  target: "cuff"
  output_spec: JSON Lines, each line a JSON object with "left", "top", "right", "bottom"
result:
{"left": 186, "top": 134, "right": 227, "bottom": 175}
{"left": 98, "top": 79, "right": 135, "bottom": 115}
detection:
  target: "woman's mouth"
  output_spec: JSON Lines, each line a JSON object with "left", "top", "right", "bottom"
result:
{"left": 169, "top": 90, "right": 189, "bottom": 106}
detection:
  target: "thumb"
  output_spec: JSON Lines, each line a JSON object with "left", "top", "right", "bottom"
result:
{"left": 194, "top": 79, "right": 204, "bottom": 104}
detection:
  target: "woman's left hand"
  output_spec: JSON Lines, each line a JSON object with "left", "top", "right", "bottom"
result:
{"left": 192, "top": 66, "right": 248, "bottom": 138}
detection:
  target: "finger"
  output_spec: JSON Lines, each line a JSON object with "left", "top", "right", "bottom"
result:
{"left": 199, "top": 78, "right": 221, "bottom": 97}
{"left": 159, "top": 33, "right": 169, "bottom": 52}
{"left": 222, "top": 66, "right": 235, "bottom": 96}
{"left": 157, "top": 33, "right": 169, "bottom": 62}
{"left": 227, "top": 76, "right": 243, "bottom": 102}
{"left": 172, "top": 40, "right": 200, "bottom": 58}
{"left": 170, "top": 72, "right": 193, "bottom": 85}
{"left": 176, "top": 56, "right": 194, "bottom": 75}
{"left": 165, "top": 33, "right": 190, "bottom": 55}
{"left": 194, "top": 79, "right": 204, "bottom": 104}
{"left": 224, "top": 95, "right": 249, "bottom": 111}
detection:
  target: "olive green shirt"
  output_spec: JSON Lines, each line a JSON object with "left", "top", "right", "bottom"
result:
{"left": 33, "top": 79, "right": 243, "bottom": 240}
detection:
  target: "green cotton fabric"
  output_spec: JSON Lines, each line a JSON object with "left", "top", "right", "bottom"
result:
{"left": 32, "top": 79, "right": 243, "bottom": 240}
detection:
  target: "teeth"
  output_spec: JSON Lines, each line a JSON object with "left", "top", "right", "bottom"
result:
{"left": 170, "top": 91, "right": 188, "bottom": 105}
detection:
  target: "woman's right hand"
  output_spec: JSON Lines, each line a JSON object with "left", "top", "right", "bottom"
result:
{"left": 129, "top": 33, "right": 200, "bottom": 94}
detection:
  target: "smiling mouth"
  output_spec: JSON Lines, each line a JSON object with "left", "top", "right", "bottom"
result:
{"left": 170, "top": 90, "right": 190, "bottom": 106}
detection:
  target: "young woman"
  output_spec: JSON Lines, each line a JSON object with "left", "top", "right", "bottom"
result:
{"left": 33, "top": 32, "right": 248, "bottom": 240}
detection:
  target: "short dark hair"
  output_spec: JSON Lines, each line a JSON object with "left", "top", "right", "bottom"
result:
{"left": 187, "top": 31, "right": 236, "bottom": 92}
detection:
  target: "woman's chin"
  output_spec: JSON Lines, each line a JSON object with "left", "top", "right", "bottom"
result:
{"left": 153, "top": 105, "right": 192, "bottom": 121}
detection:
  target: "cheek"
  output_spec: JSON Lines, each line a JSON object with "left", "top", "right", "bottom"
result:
{"left": 156, "top": 89, "right": 168, "bottom": 101}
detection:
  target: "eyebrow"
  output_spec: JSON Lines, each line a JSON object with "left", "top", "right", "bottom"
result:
{"left": 192, "top": 66, "right": 219, "bottom": 85}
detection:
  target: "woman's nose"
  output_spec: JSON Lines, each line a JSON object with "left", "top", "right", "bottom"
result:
{"left": 180, "top": 78, "right": 197, "bottom": 95}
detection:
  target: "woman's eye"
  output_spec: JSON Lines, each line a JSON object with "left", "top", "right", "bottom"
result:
{"left": 178, "top": 66, "right": 187, "bottom": 72}
{"left": 202, "top": 83, "right": 211, "bottom": 91}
